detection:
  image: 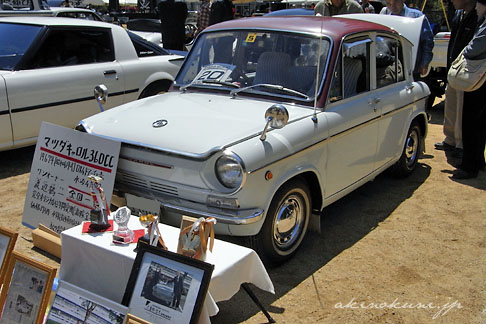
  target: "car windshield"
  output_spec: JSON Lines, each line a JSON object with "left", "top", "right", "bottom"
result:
{"left": 0, "top": 23, "right": 42, "bottom": 71}
{"left": 175, "top": 30, "right": 330, "bottom": 101}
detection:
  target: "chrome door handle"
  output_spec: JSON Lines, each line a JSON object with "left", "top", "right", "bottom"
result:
{"left": 104, "top": 70, "right": 118, "bottom": 80}
{"left": 368, "top": 97, "right": 380, "bottom": 112}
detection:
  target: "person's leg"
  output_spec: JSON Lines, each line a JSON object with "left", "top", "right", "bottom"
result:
{"left": 443, "top": 85, "right": 458, "bottom": 146}
{"left": 454, "top": 89, "right": 464, "bottom": 149}
{"left": 455, "top": 91, "right": 482, "bottom": 178}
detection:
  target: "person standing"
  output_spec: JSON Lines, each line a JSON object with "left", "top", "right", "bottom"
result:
{"left": 360, "top": 0, "right": 375, "bottom": 13}
{"left": 435, "top": 0, "right": 478, "bottom": 156}
{"left": 209, "top": 0, "right": 234, "bottom": 26}
{"left": 451, "top": 0, "right": 486, "bottom": 179}
{"left": 169, "top": 272, "right": 185, "bottom": 309}
{"left": 159, "top": 0, "right": 188, "bottom": 51}
{"left": 197, "top": 0, "right": 211, "bottom": 35}
{"left": 314, "top": 0, "right": 363, "bottom": 16}
{"left": 380, "top": 0, "right": 434, "bottom": 79}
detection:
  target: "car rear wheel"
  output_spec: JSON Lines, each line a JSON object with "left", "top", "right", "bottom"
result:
{"left": 139, "top": 80, "right": 172, "bottom": 99}
{"left": 250, "top": 178, "right": 311, "bottom": 265}
{"left": 391, "top": 122, "right": 422, "bottom": 177}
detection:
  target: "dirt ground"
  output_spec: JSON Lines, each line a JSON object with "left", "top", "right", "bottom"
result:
{"left": 1, "top": 97, "right": 485, "bottom": 324}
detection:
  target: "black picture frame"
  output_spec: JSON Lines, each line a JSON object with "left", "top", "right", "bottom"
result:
{"left": 122, "top": 241, "right": 214, "bottom": 324}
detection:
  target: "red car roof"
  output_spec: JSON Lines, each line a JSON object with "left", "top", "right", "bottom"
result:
{"left": 204, "top": 16, "right": 395, "bottom": 40}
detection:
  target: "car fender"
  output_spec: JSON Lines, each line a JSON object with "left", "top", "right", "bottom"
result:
{"left": 138, "top": 71, "right": 176, "bottom": 96}
{"left": 267, "top": 164, "right": 325, "bottom": 211}
{"left": 244, "top": 159, "right": 325, "bottom": 221}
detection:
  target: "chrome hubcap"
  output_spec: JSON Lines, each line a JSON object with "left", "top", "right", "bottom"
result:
{"left": 405, "top": 130, "right": 418, "bottom": 168}
{"left": 273, "top": 194, "right": 305, "bottom": 250}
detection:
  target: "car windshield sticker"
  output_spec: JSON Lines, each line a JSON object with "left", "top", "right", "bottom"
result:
{"left": 246, "top": 33, "right": 257, "bottom": 43}
{"left": 193, "top": 64, "right": 235, "bottom": 84}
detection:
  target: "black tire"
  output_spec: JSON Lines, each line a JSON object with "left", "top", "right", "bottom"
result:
{"left": 250, "top": 178, "right": 311, "bottom": 265}
{"left": 391, "top": 122, "right": 422, "bottom": 178}
{"left": 139, "top": 80, "right": 172, "bottom": 99}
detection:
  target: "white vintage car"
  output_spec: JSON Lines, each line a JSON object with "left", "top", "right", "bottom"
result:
{"left": 78, "top": 14, "right": 429, "bottom": 264}
{"left": 0, "top": 16, "right": 184, "bottom": 151}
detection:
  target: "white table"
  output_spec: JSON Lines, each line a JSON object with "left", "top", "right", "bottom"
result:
{"left": 59, "top": 216, "right": 274, "bottom": 324}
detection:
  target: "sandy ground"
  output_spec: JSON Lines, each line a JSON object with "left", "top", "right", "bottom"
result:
{"left": 0, "top": 98, "right": 485, "bottom": 324}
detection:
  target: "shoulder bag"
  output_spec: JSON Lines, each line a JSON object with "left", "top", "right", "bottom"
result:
{"left": 447, "top": 48, "right": 486, "bottom": 92}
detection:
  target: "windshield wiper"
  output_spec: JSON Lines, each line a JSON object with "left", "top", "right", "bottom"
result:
{"left": 230, "top": 83, "right": 310, "bottom": 100}
{"left": 179, "top": 79, "right": 239, "bottom": 92}
{"left": 201, "top": 79, "right": 240, "bottom": 88}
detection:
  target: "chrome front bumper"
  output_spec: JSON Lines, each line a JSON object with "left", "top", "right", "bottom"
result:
{"left": 112, "top": 188, "right": 264, "bottom": 226}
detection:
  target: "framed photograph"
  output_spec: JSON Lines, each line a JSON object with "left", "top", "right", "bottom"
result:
{"left": 0, "top": 251, "right": 56, "bottom": 324}
{"left": 0, "top": 226, "right": 18, "bottom": 285}
{"left": 124, "top": 313, "right": 151, "bottom": 324}
{"left": 122, "top": 242, "right": 214, "bottom": 324}
{"left": 46, "top": 280, "right": 128, "bottom": 324}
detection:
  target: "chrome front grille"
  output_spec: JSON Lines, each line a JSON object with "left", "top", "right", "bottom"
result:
{"left": 117, "top": 171, "right": 179, "bottom": 197}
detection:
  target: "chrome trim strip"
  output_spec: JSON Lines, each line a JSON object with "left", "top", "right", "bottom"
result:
{"left": 120, "top": 156, "right": 173, "bottom": 169}
{"left": 162, "top": 201, "right": 264, "bottom": 225}
{"left": 10, "top": 89, "right": 138, "bottom": 114}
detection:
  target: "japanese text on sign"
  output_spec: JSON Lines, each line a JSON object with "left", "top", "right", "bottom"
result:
{"left": 23, "top": 122, "right": 121, "bottom": 233}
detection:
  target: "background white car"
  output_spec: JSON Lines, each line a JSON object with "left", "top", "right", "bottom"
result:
{"left": 0, "top": 17, "right": 184, "bottom": 151}
{"left": 79, "top": 14, "right": 429, "bottom": 264}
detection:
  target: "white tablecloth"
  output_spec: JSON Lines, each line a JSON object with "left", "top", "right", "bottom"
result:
{"left": 59, "top": 216, "right": 274, "bottom": 324}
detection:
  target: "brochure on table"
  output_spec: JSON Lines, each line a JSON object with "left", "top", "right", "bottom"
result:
{"left": 22, "top": 122, "right": 121, "bottom": 234}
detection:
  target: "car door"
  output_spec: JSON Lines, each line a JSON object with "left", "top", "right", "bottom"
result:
{"left": 0, "top": 76, "right": 12, "bottom": 150}
{"left": 324, "top": 36, "right": 379, "bottom": 197}
{"left": 373, "top": 34, "right": 418, "bottom": 167}
{"left": 6, "top": 27, "right": 125, "bottom": 147}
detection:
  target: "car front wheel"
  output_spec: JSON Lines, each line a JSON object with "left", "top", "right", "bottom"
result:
{"left": 251, "top": 178, "right": 311, "bottom": 265}
{"left": 391, "top": 122, "right": 422, "bottom": 177}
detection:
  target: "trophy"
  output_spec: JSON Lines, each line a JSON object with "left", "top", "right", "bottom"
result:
{"left": 112, "top": 206, "right": 134, "bottom": 244}
{"left": 88, "top": 175, "right": 110, "bottom": 231}
{"left": 137, "top": 213, "right": 167, "bottom": 250}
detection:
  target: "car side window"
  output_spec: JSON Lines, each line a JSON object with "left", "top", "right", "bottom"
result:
{"left": 376, "top": 36, "right": 404, "bottom": 88}
{"left": 26, "top": 28, "right": 114, "bottom": 69}
{"left": 329, "top": 37, "right": 371, "bottom": 101}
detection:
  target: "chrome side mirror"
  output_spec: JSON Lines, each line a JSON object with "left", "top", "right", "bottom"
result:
{"left": 94, "top": 84, "right": 108, "bottom": 112}
{"left": 260, "top": 104, "right": 289, "bottom": 141}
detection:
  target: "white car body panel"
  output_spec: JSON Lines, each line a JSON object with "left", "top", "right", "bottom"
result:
{"left": 0, "top": 77, "right": 12, "bottom": 150}
{"left": 82, "top": 92, "right": 312, "bottom": 156}
{"left": 4, "top": 62, "right": 125, "bottom": 144}
{"left": 0, "top": 17, "right": 183, "bottom": 151}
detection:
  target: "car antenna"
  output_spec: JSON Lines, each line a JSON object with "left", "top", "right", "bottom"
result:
{"left": 312, "top": 20, "right": 324, "bottom": 124}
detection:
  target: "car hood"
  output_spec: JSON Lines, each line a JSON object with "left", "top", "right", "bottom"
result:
{"left": 81, "top": 92, "right": 313, "bottom": 158}
{"left": 338, "top": 14, "right": 423, "bottom": 70}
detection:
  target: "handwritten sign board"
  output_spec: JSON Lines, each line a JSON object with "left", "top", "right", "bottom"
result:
{"left": 22, "top": 122, "right": 121, "bottom": 234}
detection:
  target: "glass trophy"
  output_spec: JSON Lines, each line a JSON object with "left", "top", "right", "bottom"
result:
{"left": 113, "top": 206, "right": 134, "bottom": 244}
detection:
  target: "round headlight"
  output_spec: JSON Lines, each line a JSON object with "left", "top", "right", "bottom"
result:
{"left": 215, "top": 154, "right": 244, "bottom": 189}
